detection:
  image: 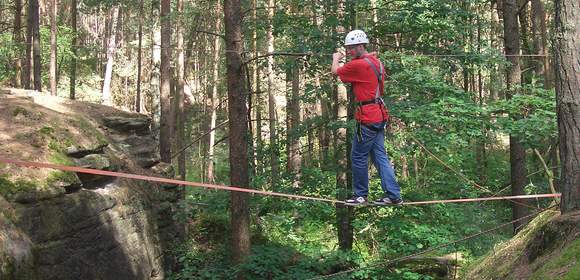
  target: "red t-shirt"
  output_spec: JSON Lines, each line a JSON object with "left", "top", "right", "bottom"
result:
{"left": 336, "top": 54, "right": 389, "bottom": 124}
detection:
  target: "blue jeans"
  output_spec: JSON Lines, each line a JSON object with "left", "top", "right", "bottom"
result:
{"left": 351, "top": 122, "right": 401, "bottom": 200}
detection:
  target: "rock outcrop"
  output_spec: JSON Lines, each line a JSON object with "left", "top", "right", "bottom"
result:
{"left": 0, "top": 91, "right": 182, "bottom": 280}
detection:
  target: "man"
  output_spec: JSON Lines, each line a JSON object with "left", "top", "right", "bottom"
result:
{"left": 331, "top": 29, "right": 403, "bottom": 206}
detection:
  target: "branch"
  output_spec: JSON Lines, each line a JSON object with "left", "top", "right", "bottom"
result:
{"left": 193, "top": 29, "right": 225, "bottom": 39}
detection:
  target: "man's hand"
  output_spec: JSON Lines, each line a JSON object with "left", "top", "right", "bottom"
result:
{"left": 331, "top": 51, "right": 344, "bottom": 74}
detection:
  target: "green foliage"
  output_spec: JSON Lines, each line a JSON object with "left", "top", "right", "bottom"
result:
{"left": 492, "top": 85, "right": 557, "bottom": 148}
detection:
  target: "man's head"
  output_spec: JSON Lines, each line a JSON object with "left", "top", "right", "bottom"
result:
{"left": 344, "top": 30, "right": 369, "bottom": 58}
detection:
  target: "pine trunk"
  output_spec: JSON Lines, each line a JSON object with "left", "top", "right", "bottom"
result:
{"left": 49, "top": 0, "right": 57, "bottom": 96}
{"left": 207, "top": 2, "right": 222, "bottom": 184}
{"left": 176, "top": 0, "right": 186, "bottom": 180}
{"left": 554, "top": 0, "right": 580, "bottom": 213}
{"left": 69, "top": 0, "right": 77, "bottom": 99}
{"left": 159, "top": 0, "right": 172, "bottom": 163}
{"left": 135, "top": 0, "right": 144, "bottom": 112}
{"left": 31, "top": 0, "right": 41, "bottom": 91}
{"left": 503, "top": 0, "right": 529, "bottom": 233}
{"left": 102, "top": 6, "right": 121, "bottom": 105}
{"left": 13, "top": 0, "right": 23, "bottom": 88}
{"left": 224, "top": 0, "right": 251, "bottom": 272}
{"left": 267, "top": 0, "right": 279, "bottom": 187}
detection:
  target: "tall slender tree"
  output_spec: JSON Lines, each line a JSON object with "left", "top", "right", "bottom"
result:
{"left": 102, "top": 6, "right": 121, "bottom": 105}
{"left": 287, "top": 60, "right": 302, "bottom": 185}
{"left": 335, "top": 0, "right": 353, "bottom": 251}
{"left": 554, "top": 0, "right": 580, "bottom": 213}
{"left": 267, "top": 0, "right": 279, "bottom": 187}
{"left": 24, "top": 0, "right": 32, "bottom": 89}
{"left": 207, "top": 1, "right": 222, "bottom": 184}
{"left": 135, "top": 0, "right": 144, "bottom": 112}
{"left": 503, "top": 0, "right": 529, "bottom": 233}
{"left": 13, "top": 0, "right": 23, "bottom": 88}
{"left": 176, "top": 0, "right": 186, "bottom": 180}
{"left": 69, "top": 0, "right": 77, "bottom": 99}
{"left": 224, "top": 0, "right": 251, "bottom": 272}
{"left": 31, "top": 0, "right": 41, "bottom": 91}
{"left": 49, "top": 0, "right": 57, "bottom": 96}
{"left": 159, "top": 0, "right": 172, "bottom": 163}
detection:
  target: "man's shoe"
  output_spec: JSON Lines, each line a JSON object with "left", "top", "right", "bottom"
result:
{"left": 374, "top": 197, "right": 404, "bottom": 206}
{"left": 344, "top": 196, "right": 368, "bottom": 206}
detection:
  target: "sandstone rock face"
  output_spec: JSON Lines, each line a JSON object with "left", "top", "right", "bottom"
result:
{"left": 0, "top": 102, "right": 182, "bottom": 280}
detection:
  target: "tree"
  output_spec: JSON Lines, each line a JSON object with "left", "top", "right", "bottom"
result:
{"left": 207, "top": 1, "right": 222, "bottom": 184}
{"left": 159, "top": 0, "right": 172, "bottom": 163}
{"left": 224, "top": 0, "right": 251, "bottom": 271}
{"left": 27, "top": 0, "right": 41, "bottom": 91}
{"left": 49, "top": 0, "right": 57, "bottom": 96}
{"left": 175, "top": 0, "right": 186, "bottom": 180}
{"left": 286, "top": 60, "right": 302, "bottom": 186}
{"left": 554, "top": 0, "right": 580, "bottom": 213}
{"left": 267, "top": 0, "right": 279, "bottom": 187}
{"left": 135, "top": 0, "right": 144, "bottom": 111}
{"left": 69, "top": 0, "right": 77, "bottom": 100}
{"left": 102, "top": 6, "right": 121, "bottom": 105}
{"left": 503, "top": 0, "right": 529, "bottom": 233}
{"left": 334, "top": 0, "right": 353, "bottom": 251}
{"left": 12, "top": 0, "right": 23, "bottom": 88}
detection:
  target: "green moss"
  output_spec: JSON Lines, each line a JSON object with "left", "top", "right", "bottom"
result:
{"left": 38, "top": 126, "right": 55, "bottom": 135}
{"left": 73, "top": 117, "right": 108, "bottom": 144}
{"left": 48, "top": 152, "right": 74, "bottom": 166}
{"left": 532, "top": 238, "right": 580, "bottom": 280}
{"left": 46, "top": 171, "right": 78, "bottom": 186}
{"left": 12, "top": 106, "right": 28, "bottom": 117}
{"left": 0, "top": 176, "right": 38, "bottom": 199}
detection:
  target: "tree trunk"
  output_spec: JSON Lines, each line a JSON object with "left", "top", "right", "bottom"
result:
{"left": 102, "top": 6, "right": 121, "bottom": 105}
{"left": 150, "top": 12, "right": 161, "bottom": 131}
{"left": 13, "top": 0, "right": 23, "bottom": 88}
{"left": 159, "top": 0, "right": 172, "bottom": 163}
{"left": 224, "top": 0, "right": 251, "bottom": 272}
{"left": 335, "top": 0, "right": 353, "bottom": 252}
{"left": 176, "top": 0, "right": 186, "bottom": 180}
{"left": 554, "top": 0, "right": 580, "bottom": 213}
{"left": 503, "top": 0, "right": 529, "bottom": 233}
{"left": 49, "top": 0, "right": 57, "bottom": 96}
{"left": 519, "top": 0, "right": 533, "bottom": 84}
{"left": 252, "top": 0, "right": 262, "bottom": 176}
{"left": 287, "top": 60, "right": 302, "bottom": 186}
{"left": 135, "top": 0, "right": 144, "bottom": 112}
{"left": 31, "top": 0, "right": 41, "bottom": 91}
{"left": 69, "top": 0, "right": 77, "bottom": 99}
{"left": 531, "top": 0, "right": 551, "bottom": 88}
{"left": 267, "top": 0, "right": 279, "bottom": 188}
{"left": 207, "top": 2, "right": 222, "bottom": 184}
{"left": 24, "top": 0, "right": 32, "bottom": 89}
{"left": 319, "top": 93, "right": 331, "bottom": 169}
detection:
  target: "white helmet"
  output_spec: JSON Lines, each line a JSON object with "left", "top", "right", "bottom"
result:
{"left": 344, "top": 30, "right": 369, "bottom": 46}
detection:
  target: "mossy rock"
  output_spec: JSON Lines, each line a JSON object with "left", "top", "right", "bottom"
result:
{"left": 464, "top": 210, "right": 580, "bottom": 280}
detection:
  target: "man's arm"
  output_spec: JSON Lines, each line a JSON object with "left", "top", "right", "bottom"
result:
{"left": 331, "top": 52, "right": 344, "bottom": 74}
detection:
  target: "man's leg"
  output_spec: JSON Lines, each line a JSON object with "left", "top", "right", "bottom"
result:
{"left": 351, "top": 125, "right": 375, "bottom": 198}
{"left": 370, "top": 127, "right": 402, "bottom": 200}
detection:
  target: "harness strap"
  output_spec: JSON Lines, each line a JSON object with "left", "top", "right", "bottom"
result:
{"left": 363, "top": 57, "right": 384, "bottom": 100}
{"left": 360, "top": 57, "right": 388, "bottom": 123}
